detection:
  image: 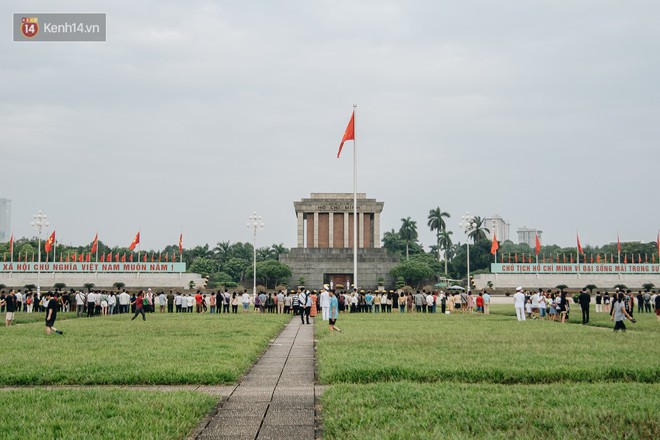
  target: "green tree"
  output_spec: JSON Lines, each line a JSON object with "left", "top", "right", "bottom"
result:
{"left": 113, "top": 282, "right": 125, "bottom": 291}
{"left": 223, "top": 257, "right": 249, "bottom": 282}
{"left": 399, "top": 217, "right": 418, "bottom": 260}
{"left": 382, "top": 229, "right": 404, "bottom": 255}
{"left": 468, "top": 216, "right": 490, "bottom": 243}
{"left": 427, "top": 207, "right": 451, "bottom": 261}
{"left": 585, "top": 284, "right": 597, "bottom": 293}
{"left": 189, "top": 257, "right": 218, "bottom": 276}
{"left": 53, "top": 282, "right": 67, "bottom": 292}
{"left": 83, "top": 283, "right": 95, "bottom": 292}
{"left": 213, "top": 241, "right": 232, "bottom": 264}
{"left": 390, "top": 260, "right": 434, "bottom": 288}
{"left": 251, "top": 260, "right": 292, "bottom": 289}
{"left": 438, "top": 230, "right": 453, "bottom": 275}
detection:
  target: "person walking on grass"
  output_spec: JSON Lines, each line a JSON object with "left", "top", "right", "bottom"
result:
{"left": 513, "top": 287, "right": 526, "bottom": 321}
{"left": 578, "top": 289, "right": 591, "bottom": 324}
{"left": 611, "top": 292, "right": 636, "bottom": 332}
{"left": 2, "top": 290, "right": 17, "bottom": 327}
{"left": 44, "top": 292, "right": 63, "bottom": 335}
{"left": 131, "top": 291, "right": 146, "bottom": 321}
{"left": 328, "top": 289, "right": 341, "bottom": 334}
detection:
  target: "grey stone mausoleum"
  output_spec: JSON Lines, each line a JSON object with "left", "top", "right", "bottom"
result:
{"left": 279, "top": 193, "right": 399, "bottom": 290}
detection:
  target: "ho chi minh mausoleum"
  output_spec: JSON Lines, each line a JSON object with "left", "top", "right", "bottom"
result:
{"left": 279, "top": 193, "right": 399, "bottom": 289}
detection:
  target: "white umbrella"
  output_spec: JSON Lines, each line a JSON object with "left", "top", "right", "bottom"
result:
{"left": 448, "top": 285, "right": 465, "bottom": 290}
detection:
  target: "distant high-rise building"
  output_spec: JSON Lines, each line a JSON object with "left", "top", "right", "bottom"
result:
{"left": 484, "top": 215, "right": 510, "bottom": 242}
{"left": 517, "top": 226, "right": 542, "bottom": 248}
{"left": 0, "top": 198, "right": 10, "bottom": 242}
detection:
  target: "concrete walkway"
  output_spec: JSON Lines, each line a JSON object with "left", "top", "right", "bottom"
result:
{"left": 193, "top": 318, "right": 316, "bottom": 440}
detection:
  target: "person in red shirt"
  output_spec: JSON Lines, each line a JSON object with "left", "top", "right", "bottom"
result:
{"left": 131, "top": 291, "right": 146, "bottom": 321}
{"left": 195, "top": 291, "right": 203, "bottom": 313}
{"left": 476, "top": 293, "right": 484, "bottom": 313}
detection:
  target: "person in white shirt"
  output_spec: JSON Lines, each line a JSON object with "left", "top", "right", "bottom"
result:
{"left": 426, "top": 292, "right": 434, "bottom": 313}
{"left": 175, "top": 293, "right": 183, "bottom": 313}
{"left": 241, "top": 290, "right": 250, "bottom": 313}
{"left": 159, "top": 292, "right": 167, "bottom": 313}
{"left": 75, "top": 291, "right": 86, "bottom": 317}
{"left": 86, "top": 291, "right": 96, "bottom": 317}
{"left": 320, "top": 285, "right": 331, "bottom": 321}
{"left": 186, "top": 294, "right": 194, "bottom": 313}
{"left": 482, "top": 291, "right": 491, "bottom": 315}
{"left": 119, "top": 290, "right": 131, "bottom": 314}
{"left": 513, "top": 287, "right": 526, "bottom": 321}
{"left": 108, "top": 293, "right": 116, "bottom": 315}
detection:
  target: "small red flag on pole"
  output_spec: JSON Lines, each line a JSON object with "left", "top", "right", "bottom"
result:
{"left": 129, "top": 232, "right": 140, "bottom": 251}
{"left": 44, "top": 231, "right": 56, "bottom": 253}
{"left": 337, "top": 111, "right": 355, "bottom": 158}
{"left": 91, "top": 233, "right": 98, "bottom": 254}
{"left": 490, "top": 232, "right": 499, "bottom": 256}
{"left": 535, "top": 233, "right": 541, "bottom": 255}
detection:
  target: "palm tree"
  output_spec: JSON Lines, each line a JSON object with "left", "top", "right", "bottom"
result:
{"left": 382, "top": 229, "right": 402, "bottom": 255}
{"left": 438, "top": 230, "right": 453, "bottom": 275}
{"left": 427, "top": 207, "right": 451, "bottom": 262}
{"left": 213, "top": 241, "right": 231, "bottom": 263}
{"left": 468, "top": 216, "right": 490, "bottom": 243}
{"left": 399, "top": 217, "right": 418, "bottom": 260}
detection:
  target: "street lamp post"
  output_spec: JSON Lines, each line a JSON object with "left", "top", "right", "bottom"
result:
{"left": 31, "top": 210, "right": 49, "bottom": 298}
{"left": 247, "top": 212, "right": 264, "bottom": 299}
{"left": 459, "top": 212, "right": 476, "bottom": 290}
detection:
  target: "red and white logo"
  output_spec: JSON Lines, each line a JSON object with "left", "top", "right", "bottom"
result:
{"left": 21, "top": 17, "right": 39, "bottom": 38}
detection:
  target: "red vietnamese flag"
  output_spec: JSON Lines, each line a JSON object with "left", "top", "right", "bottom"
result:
{"left": 563, "top": 254, "right": 567, "bottom": 263}
{"left": 624, "top": 254, "right": 627, "bottom": 264}
{"left": 158, "top": 252, "right": 161, "bottom": 262}
{"left": 570, "top": 254, "right": 574, "bottom": 263}
{"left": 645, "top": 254, "right": 648, "bottom": 263}
{"left": 514, "top": 253, "right": 518, "bottom": 263}
{"left": 86, "top": 253, "right": 91, "bottom": 262}
{"left": 121, "top": 253, "right": 126, "bottom": 263}
{"left": 78, "top": 253, "right": 83, "bottom": 262}
{"left": 115, "top": 253, "right": 119, "bottom": 262}
{"left": 59, "top": 254, "right": 63, "bottom": 262}
{"left": 101, "top": 254, "right": 105, "bottom": 262}
{"left": 490, "top": 232, "right": 499, "bottom": 255}
{"left": 44, "top": 231, "right": 56, "bottom": 253}
{"left": 576, "top": 234, "right": 585, "bottom": 256}
{"left": 128, "top": 232, "right": 140, "bottom": 251}
{"left": 179, "top": 234, "right": 183, "bottom": 255}
{"left": 72, "top": 252, "right": 77, "bottom": 262}
{"left": 91, "top": 233, "right": 98, "bottom": 254}
{"left": 535, "top": 233, "right": 541, "bottom": 255}
{"left": 164, "top": 252, "right": 169, "bottom": 262}
{"left": 8, "top": 234, "right": 13, "bottom": 258}
{"left": 143, "top": 253, "right": 147, "bottom": 262}
{"left": 617, "top": 232, "right": 621, "bottom": 254}
{"left": 129, "top": 253, "right": 133, "bottom": 262}
{"left": 107, "top": 251, "right": 112, "bottom": 261}
{"left": 337, "top": 110, "right": 355, "bottom": 158}
{"left": 501, "top": 254, "right": 504, "bottom": 263}
{"left": 590, "top": 254, "right": 593, "bottom": 263}
{"left": 596, "top": 254, "right": 601, "bottom": 263}
{"left": 151, "top": 253, "right": 154, "bottom": 262}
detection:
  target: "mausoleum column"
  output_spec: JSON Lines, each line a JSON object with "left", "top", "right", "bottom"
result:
{"left": 313, "top": 212, "right": 319, "bottom": 248}
{"left": 373, "top": 212, "right": 381, "bottom": 248}
{"left": 359, "top": 212, "right": 365, "bottom": 248}
{"left": 328, "top": 212, "right": 334, "bottom": 248}
{"left": 297, "top": 212, "right": 304, "bottom": 248}
{"left": 344, "top": 212, "right": 349, "bottom": 247}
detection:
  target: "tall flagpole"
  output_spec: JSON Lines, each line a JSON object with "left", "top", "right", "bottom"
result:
{"left": 353, "top": 104, "right": 358, "bottom": 292}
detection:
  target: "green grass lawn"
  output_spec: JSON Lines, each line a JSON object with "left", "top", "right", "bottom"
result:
{"left": 0, "top": 388, "right": 216, "bottom": 440}
{"left": 489, "top": 303, "right": 659, "bottom": 333}
{"left": 322, "top": 382, "right": 660, "bottom": 440}
{"left": 317, "top": 310, "right": 660, "bottom": 439}
{"left": 317, "top": 312, "right": 660, "bottom": 384}
{"left": 0, "top": 313, "right": 290, "bottom": 385}
{"left": 2, "top": 311, "right": 78, "bottom": 325}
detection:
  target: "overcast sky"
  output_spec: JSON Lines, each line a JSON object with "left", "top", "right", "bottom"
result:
{"left": 2, "top": 1, "right": 659, "bottom": 251}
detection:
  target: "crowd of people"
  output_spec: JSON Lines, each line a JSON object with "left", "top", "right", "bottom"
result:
{"left": 2, "top": 284, "right": 659, "bottom": 331}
